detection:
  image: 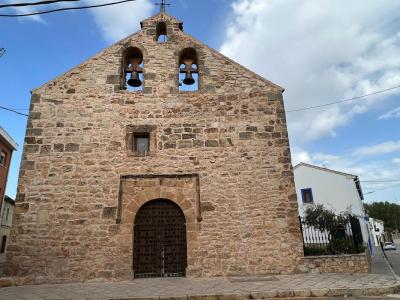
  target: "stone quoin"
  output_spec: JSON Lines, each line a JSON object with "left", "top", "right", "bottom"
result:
{"left": 4, "top": 12, "right": 305, "bottom": 284}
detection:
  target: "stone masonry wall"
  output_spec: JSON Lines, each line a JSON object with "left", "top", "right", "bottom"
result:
{"left": 4, "top": 13, "right": 304, "bottom": 284}
{"left": 303, "top": 253, "right": 370, "bottom": 274}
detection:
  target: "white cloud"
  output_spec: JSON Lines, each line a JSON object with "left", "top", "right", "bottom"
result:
{"left": 220, "top": 0, "right": 400, "bottom": 143}
{"left": 393, "top": 158, "right": 400, "bottom": 165}
{"left": 353, "top": 141, "right": 400, "bottom": 156}
{"left": 291, "top": 148, "right": 312, "bottom": 165}
{"left": 379, "top": 107, "right": 400, "bottom": 120}
{"left": 87, "top": 0, "right": 153, "bottom": 43}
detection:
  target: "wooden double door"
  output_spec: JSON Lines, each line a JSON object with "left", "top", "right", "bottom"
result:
{"left": 133, "top": 199, "right": 187, "bottom": 278}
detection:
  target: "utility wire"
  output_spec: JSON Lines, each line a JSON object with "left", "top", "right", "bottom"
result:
{"left": 2, "top": 84, "right": 399, "bottom": 116}
{"left": 286, "top": 85, "right": 400, "bottom": 113}
{"left": 362, "top": 180, "right": 400, "bottom": 183}
{"left": 0, "top": 0, "right": 135, "bottom": 17}
{"left": 0, "top": 0, "right": 80, "bottom": 9}
{"left": 2, "top": 82, "right": 400, "bottom": 116}
{"left": 365, "top": 184, "right": 400, "bottom": 193}
{"left": 0, "top": 105, "right": 29, "bottom": 116}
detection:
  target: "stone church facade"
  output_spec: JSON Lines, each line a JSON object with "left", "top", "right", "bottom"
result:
{"left": 4, "top": 12, "right": 304, "bottom": 284}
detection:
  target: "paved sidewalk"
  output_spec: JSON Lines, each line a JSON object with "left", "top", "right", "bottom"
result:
{"left": 1, "top": 273, "right": 400, "bottom": 300}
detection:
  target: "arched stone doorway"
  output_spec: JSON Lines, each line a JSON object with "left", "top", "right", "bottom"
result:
{"left": 133, "top": 199, "right": 187, "bottom": 278}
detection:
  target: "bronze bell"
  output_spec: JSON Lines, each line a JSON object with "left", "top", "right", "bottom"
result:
{"left": 127, "top": 71, "right": 142, "bottom": 87}
{"left": 183, "top": 70, "right": 195, "bottom": 85}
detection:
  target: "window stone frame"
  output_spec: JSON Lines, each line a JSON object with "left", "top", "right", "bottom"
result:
{"left": 126, "top": 125, "right": 157, "bottom": 157}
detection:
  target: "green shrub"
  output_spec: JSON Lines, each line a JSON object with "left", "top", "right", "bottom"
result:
{"left": 305, "top": 240, "right": 365, "bottom": 256}
{"left": 304, "top": 246, "right": 330, "bottom": 256}
{"left": 328, "top": 238, "right": 357, "bottom": 254}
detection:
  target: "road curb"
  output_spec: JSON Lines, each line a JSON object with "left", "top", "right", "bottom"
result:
{"left": 2, "top": 275, "right": 400, "bottom": 299}
{"left": 107, "top": 282, "right": 400, "bottom": 299}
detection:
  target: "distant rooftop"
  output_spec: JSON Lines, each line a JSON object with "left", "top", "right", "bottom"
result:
{"left": 294, "top": 162, "right": 357, "bottom": 178}
{"left": 0, "top": 126, "right": 18, "bottom": 151}
{"left": 294, "top": 162, "right": 364, "bottom": 200}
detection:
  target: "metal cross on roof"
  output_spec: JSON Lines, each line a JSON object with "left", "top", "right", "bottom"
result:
{"left": 155, "top": 0, "right": 170, "bottom": 13}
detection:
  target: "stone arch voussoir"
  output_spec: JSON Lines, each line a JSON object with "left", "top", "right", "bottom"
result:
{"left": 132, "top": 189, "right": 196, "bottom": 226}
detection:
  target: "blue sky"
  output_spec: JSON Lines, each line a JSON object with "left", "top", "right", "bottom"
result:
{"left": 1, "top": 0, "right": 400, "bottom": 203}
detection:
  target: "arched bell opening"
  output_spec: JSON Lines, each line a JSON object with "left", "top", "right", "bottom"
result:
{"left": 133, "top": 199, "right": 187, "bottom": 278}
{"left": 179, "top": 47, "right": 199, "bottom": 91}
{"left": 122, "top": 47, "right": 144, "bottom": 91}
{"left": 156, "top": 22, "right": 168, "bottom": 43}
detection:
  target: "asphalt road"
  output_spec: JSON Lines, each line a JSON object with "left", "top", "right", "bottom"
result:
{"left": 385, "top": 242, "right": 400, "bottom": 276}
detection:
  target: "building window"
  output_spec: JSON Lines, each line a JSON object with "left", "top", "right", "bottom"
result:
{"left": 134, "top": 133, "right": 150, "bottom": 156}
{"left": 0, "top": 235, "right": 6, "bottom": 254}
{"left": 126, "top": 125, "right": 157, "bottom": 157}
{"left": 5, "top": 207, "right": 10, "bottom": 222}
{"left": 301, "top": 188, "right": 314, "bottom": 204}
{"left": 122, "top": 47, "right": 144, "bottom": 91}
{"left": 179, "top": 47, "right": 199, "bottom": 91}
{"left": 0, "top": 151, "right": 6, "bottom": 166}
{"left": 156, "top": 22, "right": 168, "bottom": 43}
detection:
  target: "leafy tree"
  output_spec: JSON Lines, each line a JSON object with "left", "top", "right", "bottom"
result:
{"left": 304, "top": 204, "right": 349, "bottom": 232}
{"left": 364, "top": 202, "right": 400, "bottom": 232}
{"left": 303, "top": 204, "right": 364, "bottom": 254}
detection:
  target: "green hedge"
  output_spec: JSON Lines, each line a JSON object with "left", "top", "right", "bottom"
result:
{"left": 304, "top": 239, "right": 365, "bottom": 256}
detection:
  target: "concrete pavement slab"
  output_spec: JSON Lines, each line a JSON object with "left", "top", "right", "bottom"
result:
{"left": 1, "top": 273, "right": 400, "bottom": 300}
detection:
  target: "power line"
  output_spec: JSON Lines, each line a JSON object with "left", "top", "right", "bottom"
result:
{"left": 0, "top": 105, "right": 28, "bottom": 116}
{"left": 362, "top": 180, "right": 400, "bottom": 183}
{"left": 0, "top": 0, "right": 136, "bottom": 17}
{"left": 365, "top": 184, "right": 400, "bottom": 193}
{"left": 1, "top": 86, "right": 399, "bottom": 117}
{"left": 0, "top": 0, "right": 80, "bottom": 9}
{"left": 286, "top": 85, "right": 400, "bottom": 113}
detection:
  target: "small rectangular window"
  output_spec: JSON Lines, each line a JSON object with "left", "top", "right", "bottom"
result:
{"left": 126, "top": 125, "right": 156, "bottom": 157}
{"left": 301, "top": 188, "right": 313, "bottom": 204}
{"left": 134, "top": 133, "right": 150, "bottom": 156}
{"left": 0, "top": 151, "right": 6, "bottom": 166}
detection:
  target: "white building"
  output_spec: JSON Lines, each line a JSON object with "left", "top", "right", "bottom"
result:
{"left": 368, "top": 218, "right": 384, "bottom": 246}
{"left": 294, "top": 162, "right": 369, "bottom": 244}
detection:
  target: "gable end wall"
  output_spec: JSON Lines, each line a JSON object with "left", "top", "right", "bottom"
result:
{"left": 4, "top": 14, "right": 304, "bottom": 284}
